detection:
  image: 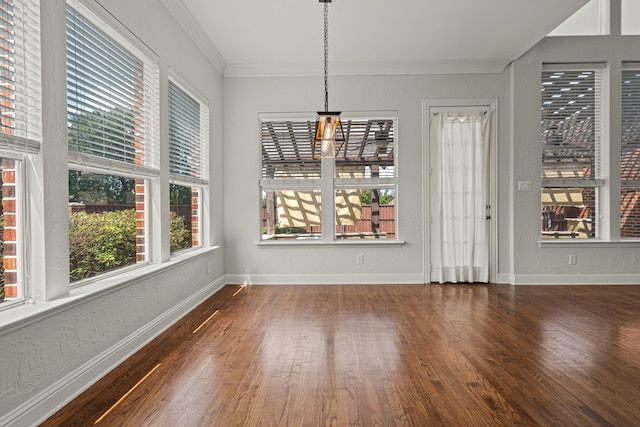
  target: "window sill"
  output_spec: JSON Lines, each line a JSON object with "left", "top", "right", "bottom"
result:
{"left": 538, "top": 239, "right": 640, "bottom": 248}
{"left": 0, "top": 245, "right": 220, "bottom": 336}
{"left": 256, "top": 239, "right": 405, "bottom": 247}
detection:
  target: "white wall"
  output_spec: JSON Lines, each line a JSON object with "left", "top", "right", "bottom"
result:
{"left": 0, "top": 1, "right": 226, "bottom": 425}
{"left": 223, "top": 73, "right": 512, "bottom": 284}
{"left": 511, "top": 31, "right": 640, "bottom": 284}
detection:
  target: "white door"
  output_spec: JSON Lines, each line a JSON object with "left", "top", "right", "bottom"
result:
{"left": 428, "top": 106, "right": 492, "bottom": 283}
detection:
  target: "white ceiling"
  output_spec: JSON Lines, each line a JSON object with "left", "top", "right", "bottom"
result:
{"left": 169, "top": 0, "right": 589, "bottom": 77}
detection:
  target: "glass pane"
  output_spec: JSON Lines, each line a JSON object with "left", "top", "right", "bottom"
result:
{"left": 261, "top": 121, "right": 321, "bottom": 180}
{"left": 548, "top": 0, "right": 609, "bottom": 36}
{"left": 168, "top": 81, "right": 205, "bottom": 180}
{"left": 261, "top": 190, "right": 322, "bottom": 240}
{"left": 541, "top": 187, "right": 596, "bottom": 238}
{"left": 66, "top": 5, "right": 151, "bottom": 166}
{"left": 170, "top": 183, "right": 198, "bottom": 253}
{"left": 621, "top": 188, "right": 640, "bottom": 237}
{"left": 335, "top": 189, "right": 395, "bottom": 239}
{"left": 541, "top": 69, "right": 598, "bottom": 180}
{"left": 621, "top": 68, "right": 640, "bottom": 237}
{"left": 621, "top": 0, "right": 640, "bottom": 35}
{"left": 1, "top": 158, "right": 21, "bottom": 303}
{"left": 335, "top": 119, "right": 395, "bottom": 179}
{"left": 68, "top": 170, "right": 144, "bottom": 282}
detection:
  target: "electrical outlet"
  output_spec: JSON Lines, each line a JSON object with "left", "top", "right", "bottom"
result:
{"left": 356, "top": 254, "right": 364, "bottom": 265}
{"left": 206, "top": 262, "right": 211, "bottom": 274}
{"left": 568, "top": 254, "right": 577, "bottom": 265}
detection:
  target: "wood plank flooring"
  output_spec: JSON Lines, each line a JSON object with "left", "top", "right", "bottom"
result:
{"left": 42, "top": 284, "right": 640, "bottom": 426}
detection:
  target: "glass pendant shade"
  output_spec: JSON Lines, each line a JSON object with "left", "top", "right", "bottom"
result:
{"left": 314, "top": 111, "right": 341, "bottom": 158}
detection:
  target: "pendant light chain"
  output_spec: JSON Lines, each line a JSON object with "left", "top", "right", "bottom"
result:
{"left": 323, "top": 1, "right": 329, "bottom": 112}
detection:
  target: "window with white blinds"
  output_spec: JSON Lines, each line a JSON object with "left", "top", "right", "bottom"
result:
{"left": 541, "top": 64, "right": 607, "bottom": 184}
{"left": 541, "top": 64, "right": 607, "bottom": 239}
{"left": 260, "top": 118, "right": 396, "bottom": 181}
{"left": 621, "top": 65, "right": 640, "bottom": 187}
{"left": 168, "top": 79, "right": 209, "bottom": 185}
{"left": 259, "top": 114, "right": 397, "bottom": 241}
{"left": 261, "top": 119, "right": 321, "bottom": 181}
{"left": 620, "top": 64, "right": 640, "bottom": 238}
{"left": 0, "top": 0, "right": 41, "bottom": 153}
{"left": 66, "top": 1, "right": 159, "bottom": 177}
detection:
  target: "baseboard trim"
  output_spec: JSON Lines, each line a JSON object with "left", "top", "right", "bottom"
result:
{"left": 513, "top": 273, "right": 640, "bottom": 285}
{"left": 225, "top": 273, "right": 424, "bottom": 285}
{"left": 2, "top": 276, "right": 226, "bottom": 427}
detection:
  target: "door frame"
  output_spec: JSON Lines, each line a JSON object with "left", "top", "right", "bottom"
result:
{"left": 422, "top": 99, "right": 498, "bottom": 283}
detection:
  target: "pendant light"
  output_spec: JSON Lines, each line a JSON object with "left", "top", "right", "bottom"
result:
{"left": 313, "top": 0, "right": 343, "bottom": 159}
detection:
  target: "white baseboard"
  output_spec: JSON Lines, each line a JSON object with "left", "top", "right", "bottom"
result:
{"left": 2, "top": 276, "right": 226, "bottom": 427}
{"left": 513, "top": 273, "right": 640, "bottom": 285}
{"left": 495, "top": 273, "right": 515, "bottom": 284}
{"left": 226, "top": 272, "right": 640, "bottom": 286}
{"left": 225, "top": 272, "right": 425, "bottom": 285}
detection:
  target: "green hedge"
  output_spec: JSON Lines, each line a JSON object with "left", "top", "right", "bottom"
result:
{"left": 69, "top": 209, "right": 190, "bottom": 281}
{"left": 0, "top": 210, "right": 190, "bottom": 297}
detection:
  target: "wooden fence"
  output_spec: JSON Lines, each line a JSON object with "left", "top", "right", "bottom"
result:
{"left": 262, "top": 205, "right": 395, "bottom": 239}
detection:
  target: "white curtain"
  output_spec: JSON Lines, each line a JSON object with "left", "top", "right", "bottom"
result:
{"left": 432, "top": 111, "right": 490, "bottom": 283}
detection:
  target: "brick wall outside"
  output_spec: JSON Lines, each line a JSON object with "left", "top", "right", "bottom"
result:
{"left": 621, "top": 188, "right": 640, "bottom": 238}
{"left": 135, "top": 180, "right": 145, "bottom": 262}
{"left": 191, "top": 188, "right": 199, "bottom": 247}
{"left": 2, "top": 159, "right": 18, "bottom": 299}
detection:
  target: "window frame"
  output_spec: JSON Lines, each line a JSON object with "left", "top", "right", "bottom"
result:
{"left": 167, "top": 71, "right": 210, "bottom": 253}
{"left": 65, "top": 0, "right": 160, "bottom": 284}
{"left": 0, "top": 0, "right": 42, "bottom": 309}
{"left": 540, "top": 63, "right": 609, "bottom": 240}
{"left": 620, "top": 62, "right": 640, "bottom": 238}
{"left": 258, "top": 111, "right": 399, "bottom": 244}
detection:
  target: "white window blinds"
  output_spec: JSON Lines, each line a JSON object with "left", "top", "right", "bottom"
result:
{"left": 0, "top": 0, "right": 41, "bottom": 154}
{"left": 168, "top": 80, "right": 208, "bottom": 185}
{"left": 260, "top": 117, "right": 396, "bottom": 181}
{"left": 541, "top": 64, "right": 607, "bottom": 185}
{"left": 66, "top": 2, "right": 159, "bottom": 177}
{"left": 621, "top": 64, "right": 640, "bottom": 187}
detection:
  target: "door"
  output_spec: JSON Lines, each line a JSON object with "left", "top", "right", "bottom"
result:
{"left": 428, "top": 105, "right": 492, "bottom": 283}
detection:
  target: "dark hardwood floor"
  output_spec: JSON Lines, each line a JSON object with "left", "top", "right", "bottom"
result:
{"left": 42, "top": 284, "right": 640, "bottom": 426}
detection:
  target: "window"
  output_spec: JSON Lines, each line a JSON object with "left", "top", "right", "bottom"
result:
{"left": 260, "top": 114, "right": 396, "bottom": 241}
{"left": 541, "top": 64, "right": 607, "bottom": 239}
{"left": 66, "top": 1, "right": 159, "bottom": 282}
{"left": 621, "top": 64, "right": 640, "bottom": 237}
{"left": 548, "top": 0, "right": 610, "bottom": 36}
{"left": 168, "top": 78, "right": 209, "bottom": 253}
{"left": 0, "top": 0, "right": 41, "bottom": 306}
{"left": 621, "top": 0, "right": 640, "bottom": 35}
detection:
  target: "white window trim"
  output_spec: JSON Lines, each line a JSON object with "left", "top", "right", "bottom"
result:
{"left": 167, "top": 70, "right": 210, "bottom": 252}
{"left": 258, "top": 111, "right": 400, "bottom": 244}
{"left": 541, "top": 63, "right": 609, "bottom": 241}
{"left": 66, "top": 0, "right": 161, "bottom": 283}
{"left": 168, "top": 68, "right": 210, "bottom": 188}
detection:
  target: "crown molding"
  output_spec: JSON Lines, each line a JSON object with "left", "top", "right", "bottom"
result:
{"left": 159, "top": 0, "right": 226, "bottom": 75}
{"left": 224, "top": 59, "right": 512, "bottom": 78}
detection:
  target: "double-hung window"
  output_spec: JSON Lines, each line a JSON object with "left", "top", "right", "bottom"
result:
{"left": 621, "top": 63, "right": 640, "bottom": 238}
{"left": 541, "top": 64, "right": 607, "bottom": 239}
{"left": 66, "top": 0, "right": 159, "bottom": 282}
{"left": 0, "top": 0, "right": 41, "bottom": 305}
{"left": 168, "top": 77, "right": 209, "bottom": 253}
{"left": 260, "top": 113, "right": 397, "bottom": 241}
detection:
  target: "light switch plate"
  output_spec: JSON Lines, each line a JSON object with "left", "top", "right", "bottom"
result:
{"left": 518, "top": 181, "right": 532, "bottom": 191}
